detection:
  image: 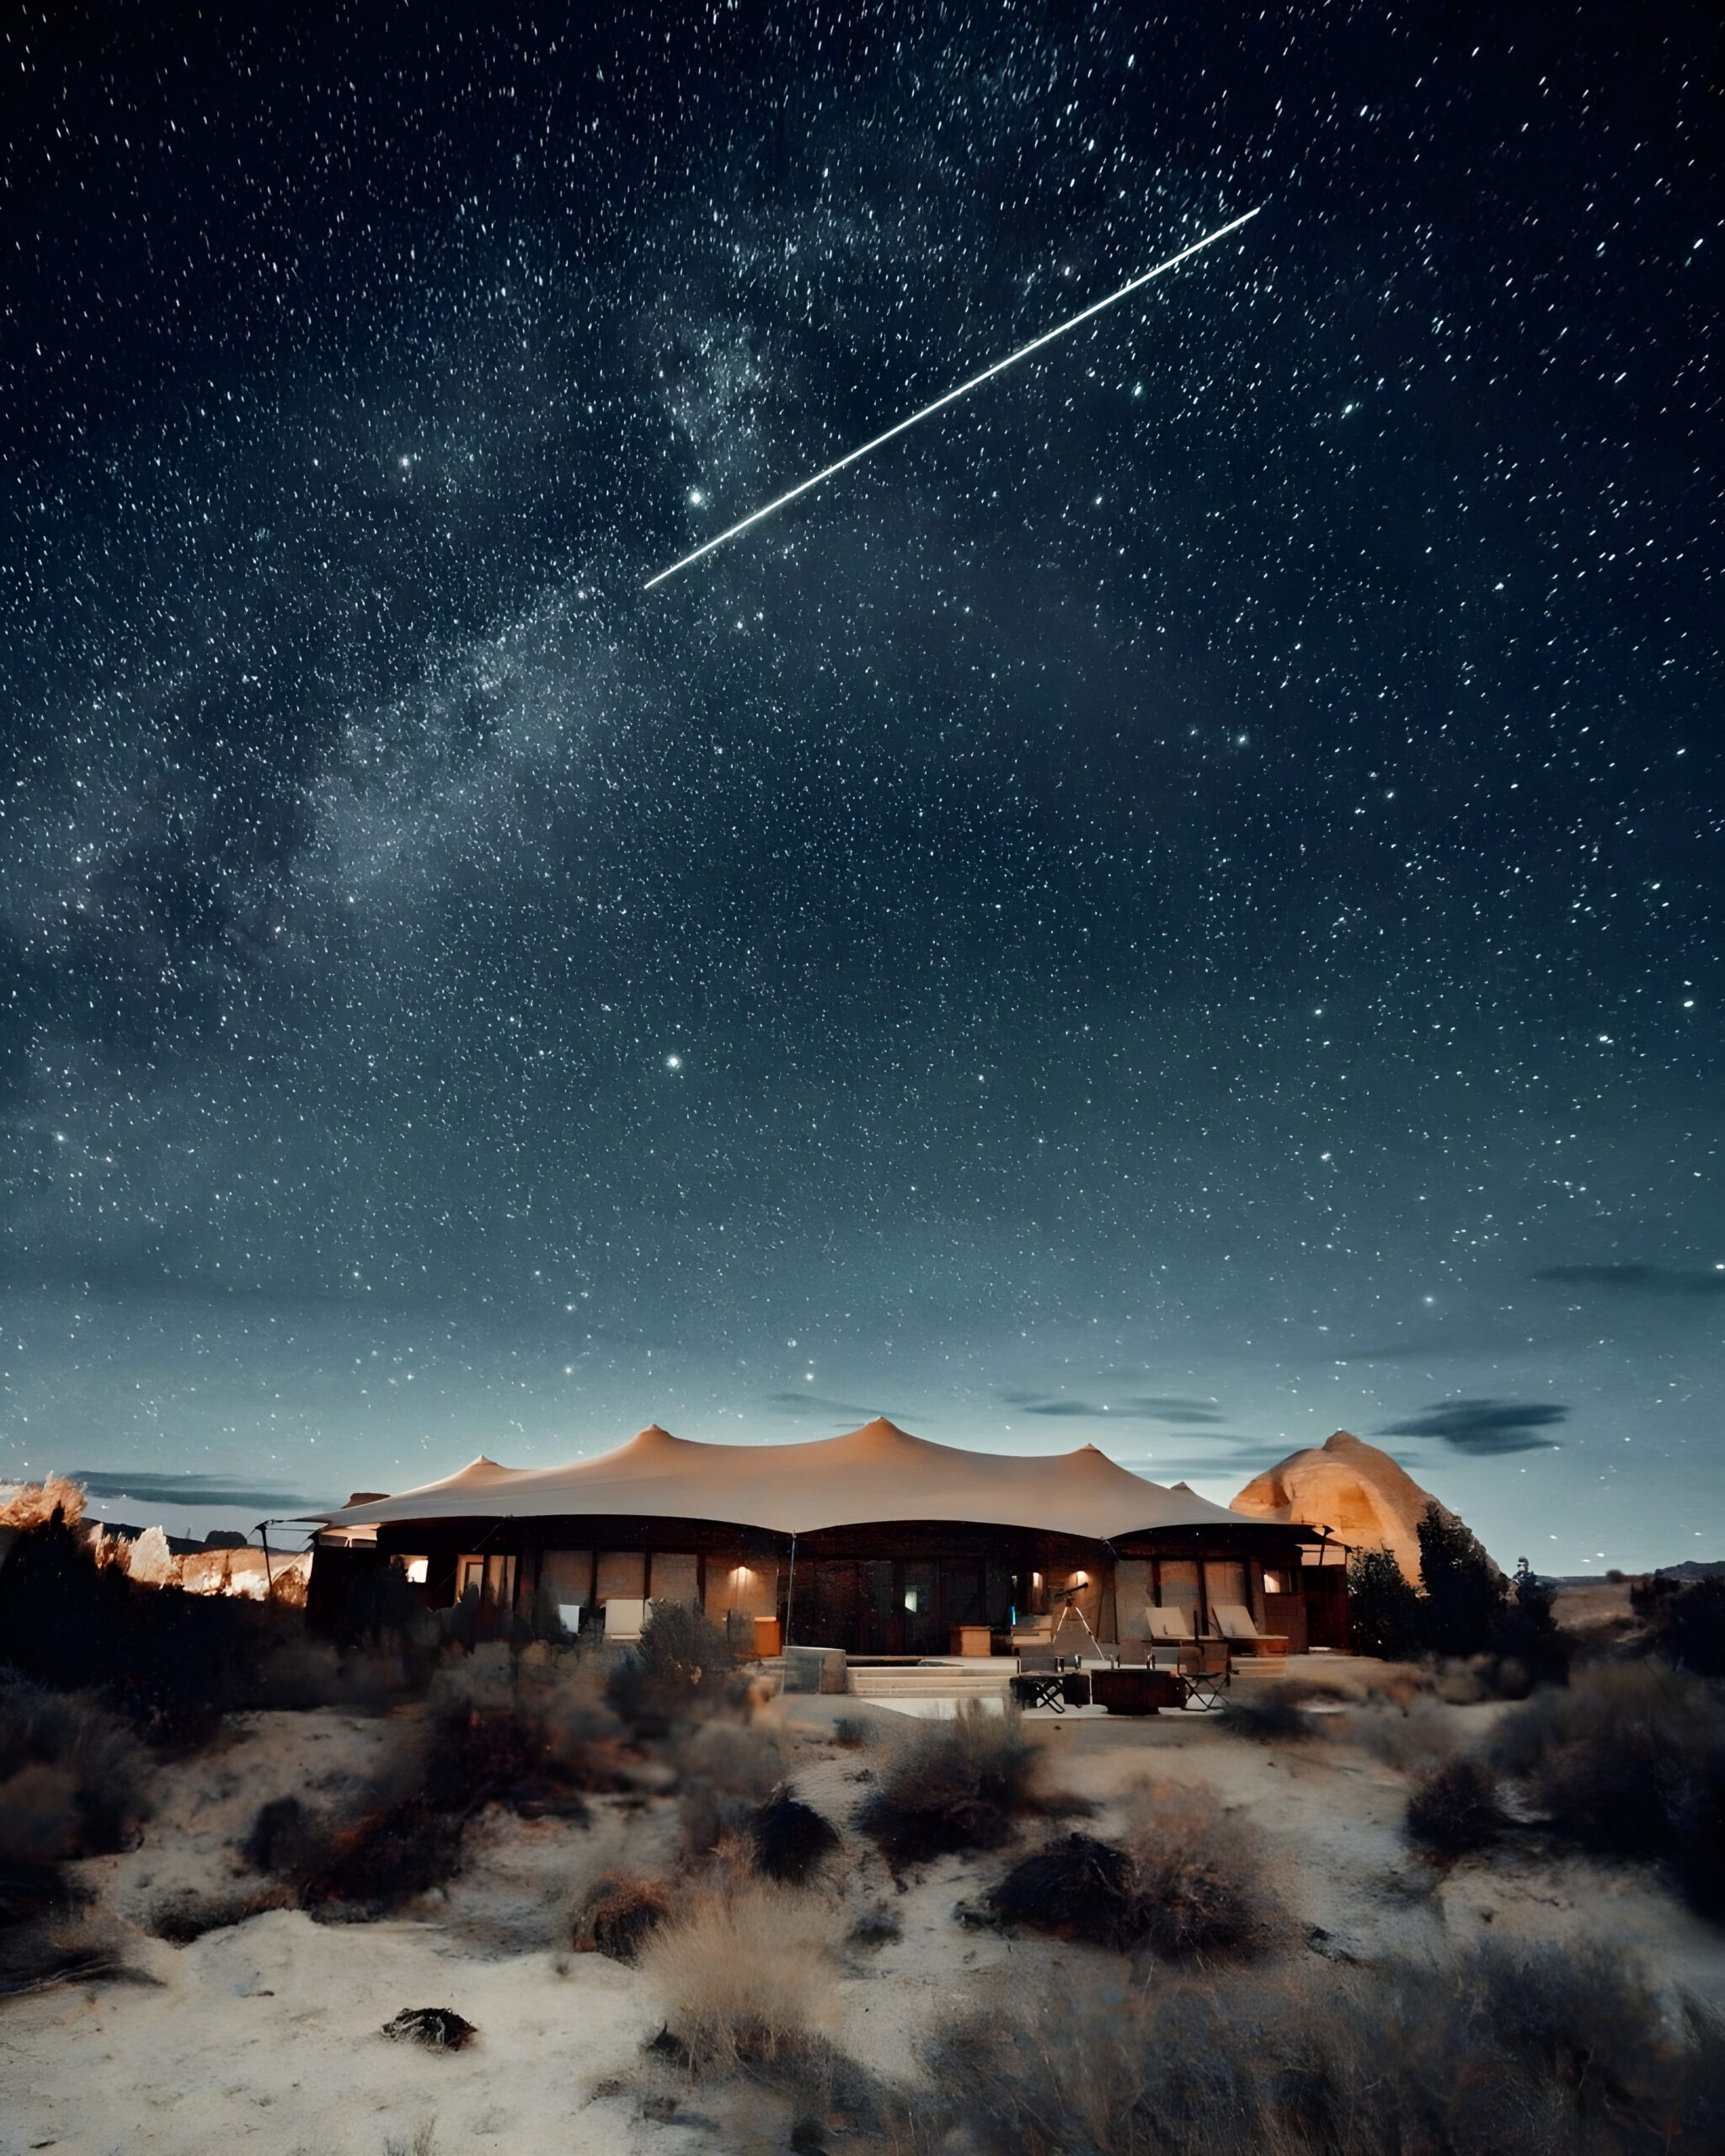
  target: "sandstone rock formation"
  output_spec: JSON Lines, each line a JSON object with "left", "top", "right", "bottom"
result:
{"left": 1231, "top": 1430, "right": 1472, "bottom": 1584}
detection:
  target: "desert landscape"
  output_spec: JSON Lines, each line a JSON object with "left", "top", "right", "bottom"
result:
{"left": 3, "top": 1476, "right": 1722, "bottom": 2156}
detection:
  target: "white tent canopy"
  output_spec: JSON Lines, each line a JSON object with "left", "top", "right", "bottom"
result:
{"left": 309, "top": 1417, "right": 1264, "bottom": 1543}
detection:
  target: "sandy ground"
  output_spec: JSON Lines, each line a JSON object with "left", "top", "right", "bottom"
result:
{"left": 5, "top": 1662, "right": 1722, "bottom": 2155}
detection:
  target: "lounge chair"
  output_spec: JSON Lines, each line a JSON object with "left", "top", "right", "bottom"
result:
{"left": 1146, "top": 1605, "right": 1196, "bottom": 1666}
{"left": 1210, "top": 1604, "right": 1290, "bottom": 1658}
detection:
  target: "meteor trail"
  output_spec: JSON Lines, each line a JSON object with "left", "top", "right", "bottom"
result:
{"left": 644, "top": 207, "right": 1259, "bottom": 590}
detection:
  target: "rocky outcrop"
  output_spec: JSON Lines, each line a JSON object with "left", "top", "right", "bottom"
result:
{"left": 1231, "top": 1431, "right": 1476, "bottom": 1585}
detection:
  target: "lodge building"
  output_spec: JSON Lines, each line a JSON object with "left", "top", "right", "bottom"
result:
{"left": 307, "top": 1417, "right": 1348, "bottom": 1653}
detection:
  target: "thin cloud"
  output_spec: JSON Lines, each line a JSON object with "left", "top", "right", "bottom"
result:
{"left": 999, "top": 1390, "right": 1226, "bottom": 1424}
{"left": 68, "top": 1470, "right": 336, "bottom": 1512}
{"left": 1377, "top": 1399, "right": 1566, "bottom": 1456}
{"left": 762, "top": 1391, "right": 915, "bottom": 1423}
{"left": 1535, "top": 1264, "right": 1725, "bottom": 1299}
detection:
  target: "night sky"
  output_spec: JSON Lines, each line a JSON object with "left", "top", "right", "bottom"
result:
{"left": 3, "top": 8, "right": 1719, "bottom": 1567}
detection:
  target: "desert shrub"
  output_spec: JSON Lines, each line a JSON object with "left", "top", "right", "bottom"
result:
{"left": 855, "top": 1703, "right": 1047, "bottom": 1866}
{"left": 676, "top": 1720, "right": 791, "bottom": 1871}
{"left": 1219, "top": 1683, "right": 1331, "bottom": 1742}
{"left": 608, "top": 1601, "right": 742, "bottom": 1734}
{"left": 571, "top": 1869, "right": 670, "bottom": 1961}
{"left": 846, "top": 1902, "right": 901, "bottom": 1951}
{"left": 1348, "top": 1547, "right": 1422, "bottom": 1658}
{"left": 1405, "top": 1756, "right": 1503, "bottom": 1854}
{"left": 243, "top": 1666, "right": 633, "bottom": 1913}
{"left": 0, "top": 1679, "right": 138, "bottom": 1995}
{"left": 1492, "top": 1661, "right": 1725, "bottom": 1919}
{"left": 243, "top": 1793, "right": 318, "bottom": 1875}
{"left": 988, "top": 1783, "right": 1269, "bottom": 1961}
{"left": 927, "top": 1941, "right": 1725, "bottom": 2155}
{"left": 297, "top": 1794, "right": 467, "bottom": 1909}
{"left": 639, "top": 1881, "right": 840, "bottom": 2077}
{"left": 421, "top": 1698, "right": 601, "bottom": 1821}
{"left": 147, "top": 1886, "right": 286, "bottom": 1943}
{"left": 749, "top": 1789, "right": 840, "bottom": 1883}
{"left": 990, "top": 1833, "right": 1138, "bottom": 1948}
{"left": 1638, "top": 1576, "right": 1725, "bottom": 1678}
{"left": 0, "top": 1675, "right": 145, "bottom": 1865}
{"left": 0, "top": 1902, "right": 125, "bottom": 1999}
{"left": 0, "top": 1511, "right": 286, "bottom": 1742}
{"left": 1343, "top": 1694, "right": 1459, "bottom": 1774}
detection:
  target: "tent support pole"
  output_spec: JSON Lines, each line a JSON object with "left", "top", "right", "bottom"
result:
{"left": 784, "top": 1533, "right": 798, "bottom": 1649}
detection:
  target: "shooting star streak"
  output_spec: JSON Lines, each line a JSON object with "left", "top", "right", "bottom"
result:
{"left": 644, "top": 207, "right": 1260, "bottom": 590}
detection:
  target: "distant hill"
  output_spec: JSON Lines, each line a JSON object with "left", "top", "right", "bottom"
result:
{"left": 1231, "top": 1429, "right": 1488, "bottom": 1584}
{"left": 1653, "top": 1560, "right": 1725, "bottom": 1582}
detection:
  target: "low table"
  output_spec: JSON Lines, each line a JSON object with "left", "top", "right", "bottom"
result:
{"left": 1089, "top": 1667, "right": 1183, "bottom": 1716}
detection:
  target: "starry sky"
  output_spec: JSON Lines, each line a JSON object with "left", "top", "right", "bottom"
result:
{"left": 3, "top": 7, "right": 1719, "bottom": 1567}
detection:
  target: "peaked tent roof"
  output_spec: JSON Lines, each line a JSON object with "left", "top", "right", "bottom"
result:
{"left": 310, "top": 1418, "right": 1269, "bottom": 1541}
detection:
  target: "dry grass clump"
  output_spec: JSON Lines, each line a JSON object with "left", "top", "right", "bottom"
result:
{"left": 1338, "top": 1693, "right": 1459, "bottom": 1774}
{"left": 1405, "top": 1755, "right": 1504, "bottom": 1856}
{"left": 1491, "top": 1661, "right": 1725, "bottom": 1919}
{"left": 855, "top": 1703, "right": 1051, "bottom": 1866}
{"left": 1119, "top": 1779, "right": 1271, "bottom": 1958}
{"left": 572, "top": 1870, "right": 670, "bottom": 1962}
{"left": 639, "top": 1880, "right": 841, "bottom": 2077}
{"left": 927, "top": 1941, "right": 1725, "bottom": 2155}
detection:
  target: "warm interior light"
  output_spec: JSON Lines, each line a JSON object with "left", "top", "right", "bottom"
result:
{"left": 404, "top": 1557, "right": 428, "bottom": 1585}
{"left": 1072, "top": 1571, "right": 1088, "bottom": 1586}
{"left": 1031, "top": 1572, "right": 1043, "bottom": 1588}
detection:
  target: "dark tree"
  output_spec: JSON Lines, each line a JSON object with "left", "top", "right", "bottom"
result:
{"left": 1347, "top": 1548, "right": 1422, "bottom": 1658}
{"left": 1416, "top": 1502, "right": 1507, "bottom": 1658}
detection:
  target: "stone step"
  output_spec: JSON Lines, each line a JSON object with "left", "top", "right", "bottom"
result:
{"left": 847, "top": 1668, "right": 1009, "bottom": 1698}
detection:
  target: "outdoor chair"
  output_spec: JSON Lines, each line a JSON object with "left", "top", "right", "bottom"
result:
{"left": 1011, "top": 1649, "right": 1068, "bottom": 1713}
{"left": 1113, "top": 1636, "right": 1151, "bottom": 1666}
{"left": 1176, "top": 1641, "right": 1231, "bottom": 1710}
